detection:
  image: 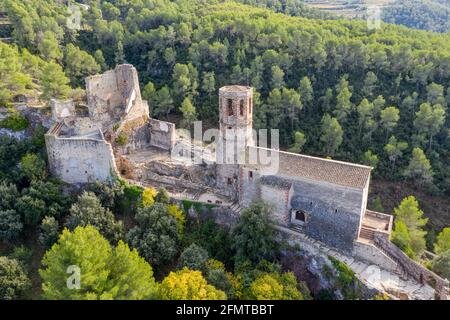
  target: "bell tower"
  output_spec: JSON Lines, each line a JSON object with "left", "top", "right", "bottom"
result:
{"left": 216, "top": 85, "right": 254, "bottom": 200}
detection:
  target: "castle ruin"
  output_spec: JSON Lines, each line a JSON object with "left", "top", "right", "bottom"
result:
{"left": 45, "top": 65, "right": 448, "bottom": 299}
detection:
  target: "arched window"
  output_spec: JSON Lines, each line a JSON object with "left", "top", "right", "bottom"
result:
{"left": 249, "top": 98, "right": 252, "bottom": 114}
{"left": 240, "top": 100, "right": 244, "bottom": 116}
{"left": 227, "top": 99, "right": 233, "bottom": 116}
{"left": 292, "top": 209, "right": 307, "bottom": 226}
{"left": 295, "top": 210, "right": 306, "bottom": 222}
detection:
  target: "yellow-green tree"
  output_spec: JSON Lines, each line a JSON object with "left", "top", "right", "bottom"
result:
{"left": 40, "top": 226, "right": 158, "bottom": 300}
{"left": 434, "top": 228, "right": 450, "bottom": 255}
{"left": 142, "top": 187, "right": 157, "bottom": 207}
{"left": 246, "top": 272, "right": 303, "bottom": 300}
{"left": 159, "top": 268, "right": 226, "bottom": 300}
{"left": 392, "top": 196, "right": 428, "bottom": 259}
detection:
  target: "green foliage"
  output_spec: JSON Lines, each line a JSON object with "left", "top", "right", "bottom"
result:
{"left": 178, "top": 243, "right": 209, "bottom": 270}
{"left": 404, "top": 148, "right": 434, "bottom": 187}
{"left": 232, "top": 202, "right": 277, "bottom": 267}
{"left": 19, "top": 153, "right": 46, "bottom": 181}
{"left": 64, "top": 44, "right": 100, "bottom": 86}
{"left": 39, "top": 216, "right": 59, "bottom": 248}
{"left": 141, "top": 187, "right": 157, "bottom": 207}
{"left": 370, "top": 196, "right": 385, "bottom": 213}
{"left": 287, "top": 131, "right": 306, "bottom": 153}
{"left": 183, "top": 218, "right": 235, "bottom": 268}
{"left": 328, "top": 256, "right": 359, "bottom": 300}
{"left": 155, "top": 187, "right": 170, "bottom": 204}
{"left": 66, "top": 192, "right": 124, "bottom": 243}
{"left": 0, "top": 256, "right": 30, "bottom": 300}
{"left": 159, "top": 268, "right": 226, "bottom": 300}
{"left": 16, "top": 195, "right": 46, "bottom": 227}
{"left": 320, "top": 114, "right": 343, "bottom": 156}
{"left": 431, "top": 249, "right": 450, "bottom": 279}
{"left": 115, "top": 132, "right": 128, "bottom": 146}
{"left": 434, "top": 228, "right": 450, "bottom": 255}
{"left": 0, "top": 112, "right": 29, "bottom": 131}
{"left": 40, "top": 62, "right": 71, "bottom": 101}
{"left": 361, "top": 150, "right": 379, "bottom": 169}
{"left": 39, "top": 226, "right": 158, "bottom": 300}
{"left": 167, "top": 204, "right": 186, "bottom": 236}
{"left": 126, "top": 203, "right": 180, "bottom": 267}
{"left": 179, "top": 97, "right": 197, "bottom": 128}
{"left": 382, "top": 0, "right": 450, "bottom": 33}
{"left": 392, "top": 196, "right": 428, "bottom": 259}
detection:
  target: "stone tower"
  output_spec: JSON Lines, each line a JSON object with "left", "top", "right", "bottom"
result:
{"left": 216, "top": 85, "right": 254, "bottom": 200}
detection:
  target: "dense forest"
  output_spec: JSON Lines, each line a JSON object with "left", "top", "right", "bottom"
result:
{"left": 383, "top": 0, "right": 450, "bottom": 33}
{"left": 2, "top": 0, "right": 449, "bottom": 194}
{"left": 0, "top": 0, "right": 450, "bottom": 300}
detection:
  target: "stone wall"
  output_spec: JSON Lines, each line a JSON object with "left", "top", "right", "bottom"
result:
{"left": 352, "top": 240, "right": 398, "bottom": 273}
{"left": 260, "top": 181, "right": 292, "bottom": 226}
{"left": 85, "top": 64, "right": 147, "bottom": 125}
{"left": 51, "top": 99, "right": 75, "bottom": 121}
{"left": 45, "top": 133, "right": 117, "bottom": 184}
{"left": 148, "top": 118, "right": 176, "bottom": 151}
{"left": 290, "top": 178, "right": 364, "bottom": 253}
{"left": 374, "top": 233, "right": 449, "bottom": 300}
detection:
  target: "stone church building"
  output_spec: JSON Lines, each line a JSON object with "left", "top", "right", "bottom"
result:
{"left": 44, "top": 65, "right": 450, "bottom": 299}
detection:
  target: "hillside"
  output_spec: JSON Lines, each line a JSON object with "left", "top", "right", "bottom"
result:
{"left": 382, "top": 0, "right": 450, "bottom": 33}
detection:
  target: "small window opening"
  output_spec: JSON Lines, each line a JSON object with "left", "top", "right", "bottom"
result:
{"left": 227, "top": 177, "right": 233, "bottom": 185}
{"left": 227, "top": 99, "right": 233, "bottom": 116}
{"left": 240, "top": 100, "right": 244, "bottom": 116}
{"left": 249, "top": 171, "right": 253, "bottom": 179}
{"left": 295, "top": 210, "right": 306, "bottom": 222}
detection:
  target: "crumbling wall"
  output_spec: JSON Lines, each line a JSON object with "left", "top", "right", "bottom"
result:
{"left": 51, "top": 99, "right": 75, "bottom": 121}
{"left": 45, "top": 133, "right": 117, "bottom": 184}
{"left": 260, "top": 182, "right": 291, "bottom": 226}
{"left": 148, "top": 118, "right": 176, "bottom": 150}
{"left": 85, "top": 64, "right": 147, "bottom": 124}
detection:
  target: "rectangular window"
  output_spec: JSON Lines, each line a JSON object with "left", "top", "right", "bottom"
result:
{"left": 227, "top": 99, "right": 233, "bottom": 116}
{"left": 249, "top": 98, "right": 252, "bottom": 114}
{"left": 248, "top": 171, "right": 253, "bottom": 179}
{"left": 227, "top": 177, "right": 233, "bottom": 185}
{"left": 240, "top": 100, "right": 244, "bottom": 116}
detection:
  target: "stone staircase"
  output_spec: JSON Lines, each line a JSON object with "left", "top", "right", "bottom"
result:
{"left": 278, "top": 225, "right": 436, "bottom": 300}
{"left": 359, "top": 227, "right": 375, "bottom": 241}
{"left": 228, "top": 201, "right": 242, "bottom": 215}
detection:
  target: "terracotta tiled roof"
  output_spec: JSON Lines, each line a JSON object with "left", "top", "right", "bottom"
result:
{"left": 248, "top": 146, "right": 372, "bottom": 189}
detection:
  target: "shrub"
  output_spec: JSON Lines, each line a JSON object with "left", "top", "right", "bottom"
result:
{"left": 0, "top": 209, "right": 23, "bottom": 242}
{"left": 142, "top": 187, "right": 157, "bottom": 207}
{"left": 0, "top": 112, "right": 29, "bottom": 131}
{"left": 65, "top": 192, "right": 124, "bottom": 243}
{"left": 39, "top": 216, "right": 59, "bottom": 248}
{"left": 178, "top": 243, "right": 209, "bottom": 270}
{"left": 0, "top": 256, "right": 30, "bottom": 300}
{"left": 115, "top": 132, "right": 128, "bottom": 146}
{"left": 126, "top": 203, "right": 180, "bottom": 267}
{"left": 159, "top": 268, "right": 226, "bottom": 300}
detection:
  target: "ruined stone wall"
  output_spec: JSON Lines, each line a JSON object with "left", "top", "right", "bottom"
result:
{"left": 45, "top": 134, "right": 117, "bottom": 184}
{"left": 290, "top": 177, "right": 363, "bottom": 253}
{"left": 260, "top": 183, "right": 291, "bottom": 226}
{"left": 51, "top": 99, "right": 75, "bottom": 121}
{"left": 85, "top": 64, "right": 147, "bottom": 125}
{"left": 148, "top": 118, "right": 175, "bottom": 150}
{"left": 238, "top": 165, "right": 260, "bottom": 206}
